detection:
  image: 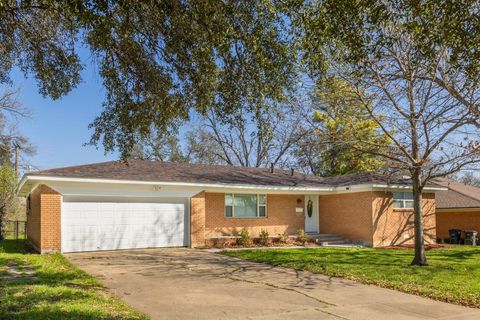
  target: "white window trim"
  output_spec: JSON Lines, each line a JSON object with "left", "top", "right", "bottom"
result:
{"left": 393, "top": 192, "right": 414, "bottom": 209}
{"left": 225, "top": 193, "right": 267, "bottom": 218}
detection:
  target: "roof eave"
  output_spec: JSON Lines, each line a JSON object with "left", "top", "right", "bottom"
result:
{"left": 18, "top": 174, "right": 337, "bottom": 195}
{"left": 18, "top": 174, "right": 448, "bottom": 197}
{"left": 371, "top": 184, "right": 448, "bottom": 192}
{"left": 436, "top": 207, "right": 480, "bottom": 212}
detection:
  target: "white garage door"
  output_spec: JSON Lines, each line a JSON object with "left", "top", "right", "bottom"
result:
{"left": 61, "top": 197, "right": 187, "bottom": 253}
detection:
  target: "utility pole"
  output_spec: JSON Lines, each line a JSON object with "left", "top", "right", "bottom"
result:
{"left": 14, "top": 143, "right": 19, "bottom": 180}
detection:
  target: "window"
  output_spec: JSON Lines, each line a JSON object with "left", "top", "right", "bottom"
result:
{"left": 393, "top": 192, "right": 414, "bottom": 209}
{"left": 225, "top": 194, "right": 267, "bottom": 218}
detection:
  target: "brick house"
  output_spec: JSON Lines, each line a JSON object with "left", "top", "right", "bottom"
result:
{"left": 433, "top": 178, "right": 480, "bottom": 241}
{"left": 18, "top": 161, "right": 444, "bottom": 253}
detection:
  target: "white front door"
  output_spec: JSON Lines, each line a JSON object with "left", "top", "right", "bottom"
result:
{"left": 304, "top": 195, "right": 318, "bottom": 233}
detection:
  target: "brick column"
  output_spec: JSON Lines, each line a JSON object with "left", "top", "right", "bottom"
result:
{"left": 39, "top": 185, "right": 62, "bottom": 253}
{"left": 191, "top": 191, "right": 206, "bottom": 247}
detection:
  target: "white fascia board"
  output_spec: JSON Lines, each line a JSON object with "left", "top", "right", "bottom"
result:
{"left": 436, "top": 207, "right": 480, "bottom": 213}
{"left": 17, "top": 174, "right": 29, "bottom": 195}
{"left": 18, "top": 174, "right": 447, "bottom": 196}
{"left": 371, "top": 184, "right": 448, "bottom": 192}
{"left": 334, "top": 183, "right": 447, "bottom": 194}
{"left": 19, "top": 175, "right": 335, "bottom": 194}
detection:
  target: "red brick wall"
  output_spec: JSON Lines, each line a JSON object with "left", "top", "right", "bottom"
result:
{"left": 319, "top": 192, "right": 374, "bottom": 245}
{"left": 204, "top": 193, "right": 305, "bottom": 238}
{"left": 26, "top": 184, "right": 62, "bottom": 253}
{"left": 372, "top": 192, "right": 436, "bottom": 247}
{"left": 319, "top": 191, "right": 436, "bottom": 247}
{"left": 436, "top": 210, "right": 480, "bottom": 239}
{"left": 26, "top": 186, "right": 41, "bottom": 250}
{"left": 190, "top": 191, "right": 206, "bottom": 247}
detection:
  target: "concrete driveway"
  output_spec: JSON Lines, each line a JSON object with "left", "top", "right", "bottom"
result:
{"left": 66, "top": 248, "right": 480, "bottom": 320}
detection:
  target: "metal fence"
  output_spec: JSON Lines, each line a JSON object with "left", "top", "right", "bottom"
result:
{"left": 3, "top": 220, "right": 27, "bottom": 240}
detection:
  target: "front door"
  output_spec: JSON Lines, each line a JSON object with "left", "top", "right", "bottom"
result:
{"left": 304, "top": 195, "right": 318, "bottom": 233}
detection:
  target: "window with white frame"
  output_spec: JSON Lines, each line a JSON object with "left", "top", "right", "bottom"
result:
{"left": 393, "top": 192, "right": 414, "bottom": 209}
{"left": 225, "top": 194, "right": 267, "bottom": 218}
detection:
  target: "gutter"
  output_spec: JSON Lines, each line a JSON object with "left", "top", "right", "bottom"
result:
{"left": 436, "top": 207, "right": 480, "bottom": 213}
{"left": 18, "top": 174, "right": 448, "bottom": 196}
{"left": 17, "top": 175, "right": 335, "bottom": 194}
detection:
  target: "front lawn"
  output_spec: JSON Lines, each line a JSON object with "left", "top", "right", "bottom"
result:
{"left": 0, "top": 239, "right": 147, "bottom": 319}
{"left": 222, "top": 246, "right": 480, "bottom": 308}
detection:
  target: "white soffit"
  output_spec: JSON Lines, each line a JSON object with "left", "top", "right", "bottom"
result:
{"left": 17, "top": 175, "right": 447, "bottom": 197}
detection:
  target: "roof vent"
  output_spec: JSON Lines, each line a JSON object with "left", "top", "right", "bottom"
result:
{"left": 290, "top": 168, "right": 294, "bottom": 176}
{"left": 270, "top": 162, "right": 275, "bottom": 173}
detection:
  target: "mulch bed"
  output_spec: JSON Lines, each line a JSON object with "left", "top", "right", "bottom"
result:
{"left": 206, "top": 237, "right": 315, "bottom": 249}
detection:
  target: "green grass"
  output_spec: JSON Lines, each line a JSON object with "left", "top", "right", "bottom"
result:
{"left": 222, "top": 246, "right": 480, "bottom": 308}
{"left": 0, "top": 239, "right": 148, "bottom": 319}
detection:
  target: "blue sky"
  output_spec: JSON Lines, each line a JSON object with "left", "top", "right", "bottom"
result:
{"left": 8, "top": 64, "right": 118, "bottom": 172}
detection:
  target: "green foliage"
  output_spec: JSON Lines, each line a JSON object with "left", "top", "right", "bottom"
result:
{"left": 297, "top": 0, "right": 480, "bottom": 123}
{"left": 0, "top": 240, "right": 147, "bottom": 319}
{"left": 277, "top": 232, "right": 289, "bottom": 244}
{"left": 297, "top": 1, "right": 480, "bottom": 265}
{"left": 1, "top": 2, "right": 296, "bottom": 159}
{"left": 296, "top": 229, "right": 308, "bottom": 245}
{"left": 296, "top": 78, "right": 390, "bottom": 176}
{"left": 129, "top": 128, "right": 188, "bottom": 163}
{"left": 259, "top": 229, "right": 269, "bottom": 246}
{"left": 237, "top": 228, "right": 251, "bottom": 247}
{"left": 224, "top": 247, "right": 480, "bottom": 308}
{"left": 0, "top": 164, "right": 17, "bottom": 240}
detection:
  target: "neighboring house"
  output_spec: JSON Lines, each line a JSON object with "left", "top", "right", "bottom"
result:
{"left": 433, "top": 178, "right": 480, "bottom": 240}
{"left": 18, "top": 161, "right": 444, "bottom": 253}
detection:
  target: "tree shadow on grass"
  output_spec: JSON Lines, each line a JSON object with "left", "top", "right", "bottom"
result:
{"left": 0, "top": 244, "right": 128, "bottom": 319}
{"left": 434, "top": 248, "right": 480, "bottom": 260}
{"left": 1, "top": 272, "right": 139, "bottom": 320}
{"left": 2, "top": 297, "right": 139, "bottom": 320}
{"left": 0, "top": 239, "right": 32, "bottom": 254}
{"left": 254, "top": 248, "right": 411, "bottom": 268}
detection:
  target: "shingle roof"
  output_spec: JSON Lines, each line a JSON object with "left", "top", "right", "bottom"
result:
{"left": 26, "top": 160, "right": 414, "bottom": 188}
{"left": 433, "top": 178, "right": 480, "bottom": 209}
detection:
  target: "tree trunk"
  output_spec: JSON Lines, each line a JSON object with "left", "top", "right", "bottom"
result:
{"left": 411, "top": 168, "right": 428, "bottom": 266}
{"left": 0, "top": 206, "right": 4, "bottom": 241}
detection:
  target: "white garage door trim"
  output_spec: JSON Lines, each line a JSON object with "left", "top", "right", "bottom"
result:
{"left": 61, "top": 196, "right": 189, "bottom": 253}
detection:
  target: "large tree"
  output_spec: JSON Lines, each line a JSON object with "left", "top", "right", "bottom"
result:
{"left": 451, "top": 171, "right": 480, "bottom": 187}
{"left": 0, "top": 164, "right": 17, "bottom": 240}
{"left": 295, "top": 78, "right": 390, "bottom": 176}
{"left": 0, "top": 90, "right": 35, "bottom": 175}
{"left": 129, "top": 127, "right": 187, "bottom": 163}
{"left": 185, "top": 98, "right": 305, "bottom": 167}
{"left": 299, "top": 0, "right": 480, "bottom": 265}
{"left": 1, "top": 1, "right": 296, "bottom": 159}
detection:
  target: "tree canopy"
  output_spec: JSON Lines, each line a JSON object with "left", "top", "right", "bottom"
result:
{"left": 298, "top": 0, "right": 480, "bottom": 125}
{"left": 297, "top": 0, "right": 480, "bottom": 265}
{"left": 1, "top": 1, "right": 296, "bottom": 158}
{"left": 295, "top": 78, "right": 390, "bottom": 176}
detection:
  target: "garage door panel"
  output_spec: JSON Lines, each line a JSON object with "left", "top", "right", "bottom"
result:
{"left": 62, "top": 199, "right": 187, "bottom": 253}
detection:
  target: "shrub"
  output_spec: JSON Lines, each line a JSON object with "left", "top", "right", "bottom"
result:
{"left": 237, "top": 228, "right": 251, "bottom": 246}
{"left": 277, "top": 232, "right": 289, "bottom": 244}
{"left": 259, "top": 229, "right": 269, "bottom": 246}
{"left": 296, "top": 229, "right": 308, "bottom": 245}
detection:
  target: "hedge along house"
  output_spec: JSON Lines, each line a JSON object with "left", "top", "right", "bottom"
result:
{"left": 433, "top": 178, "right": 480, "bottom": 240}
{"left": 18, "top": 161, "right": 445, "bottom": 253}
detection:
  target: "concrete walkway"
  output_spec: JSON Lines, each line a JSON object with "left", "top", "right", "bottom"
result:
{"left": 66, "top": 248, "right": 480, "bottom": 320}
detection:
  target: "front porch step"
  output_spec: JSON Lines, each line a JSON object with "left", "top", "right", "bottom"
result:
{"left": 305, "top": 233, "right": 352, "bottom": 246}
